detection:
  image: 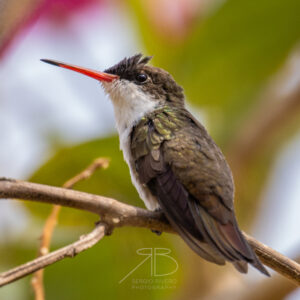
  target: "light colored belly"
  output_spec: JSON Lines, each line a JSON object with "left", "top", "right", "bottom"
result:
{"left": 119, "top": 128, "right": 160, "bottom": 211}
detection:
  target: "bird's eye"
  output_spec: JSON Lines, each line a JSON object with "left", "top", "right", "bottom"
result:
{"left": 136, "top": 73, "right": 148, "bottom": 83}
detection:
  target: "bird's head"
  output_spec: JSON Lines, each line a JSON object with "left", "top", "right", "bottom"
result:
{"left": 41, "top": 54, "right": 185, "bottom": 131}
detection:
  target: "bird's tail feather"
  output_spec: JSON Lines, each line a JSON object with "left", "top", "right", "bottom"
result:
{"left": 190, "top": 200, "right": 270, "bottom": 276}
{"left": 154, "top": 169, "right": 269, "bottom": 276}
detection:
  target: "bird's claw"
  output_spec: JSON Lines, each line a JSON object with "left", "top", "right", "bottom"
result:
{"left": 151, "top": 229, "right": 162, "bottom": 236}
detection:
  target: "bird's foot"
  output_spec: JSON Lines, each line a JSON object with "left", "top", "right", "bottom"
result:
{"left": 151, "top": 229, "right": 162, "bottom": 236}
{"left": 151, "top": 207, "right": 163, "bottom": 236}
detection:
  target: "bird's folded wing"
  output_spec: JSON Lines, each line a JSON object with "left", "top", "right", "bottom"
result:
{"left": 131, "top": 108, "right": 269, "bottom": 275}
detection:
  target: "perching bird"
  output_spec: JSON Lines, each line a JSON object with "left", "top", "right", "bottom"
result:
{"left": 41, "top": 54, "right": 269, "bottom": 276}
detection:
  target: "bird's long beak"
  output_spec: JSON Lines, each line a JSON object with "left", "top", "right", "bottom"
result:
{"left": 40, "top": 59, "right": 119, "bottom": 82}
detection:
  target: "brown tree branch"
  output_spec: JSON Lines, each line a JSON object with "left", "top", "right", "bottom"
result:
{"left": 0, "top": 178, "right": 299, "bottom": 286}
{"left": 0, "top": 178, "right": 167, "bottom": 231}
{"left": 31, "top": 158, "right": 110, "bottom": 300}
{"left": 0, "top": 222, "right": 106, "bottom": 287}
{"left": 244, "top": 234, "right": 300, "bottom": 285}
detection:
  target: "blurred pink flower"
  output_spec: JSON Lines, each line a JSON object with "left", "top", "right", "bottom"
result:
{"left": 0, "top": 0, "right": 104, "bottom": 58}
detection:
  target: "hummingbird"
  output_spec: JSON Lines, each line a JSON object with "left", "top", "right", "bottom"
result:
{"left": 41, "top": 54, "right": 269, "bottom": 276}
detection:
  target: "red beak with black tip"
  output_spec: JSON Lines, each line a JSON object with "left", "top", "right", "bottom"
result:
{"left": 40, "top": 59, "right": 119, "bottom": 82}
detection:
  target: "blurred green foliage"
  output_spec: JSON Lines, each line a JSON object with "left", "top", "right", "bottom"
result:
{"left": 131, "top": 0, "right": 300, "bottom": 144}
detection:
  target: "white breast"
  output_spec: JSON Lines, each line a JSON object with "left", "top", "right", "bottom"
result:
{"left": 102, "top": 80, "right": 160, "bottom": 210}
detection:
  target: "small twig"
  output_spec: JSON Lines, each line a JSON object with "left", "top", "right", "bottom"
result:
{"left": 0, "top": 223, "right": 106, "bottom": 287}
{"left": 0, "top": 179, "right": 299, "bottom": 286}
{"left": 31, "top": 158, "right": 109, "bottom": 300}
{"left": 31, "top": 205, "right": 61, "bottom": 300}
{"left": 62, "top": 158, "right": 110, "bottom": 189}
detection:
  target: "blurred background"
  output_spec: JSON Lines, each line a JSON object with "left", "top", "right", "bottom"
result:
{"left": 0, "top": 0, "right": 300, "bottom": 299}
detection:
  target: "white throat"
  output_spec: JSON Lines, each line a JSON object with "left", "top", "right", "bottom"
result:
{"left": 102, "top": 80, "right": 157, "bottom": 135}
